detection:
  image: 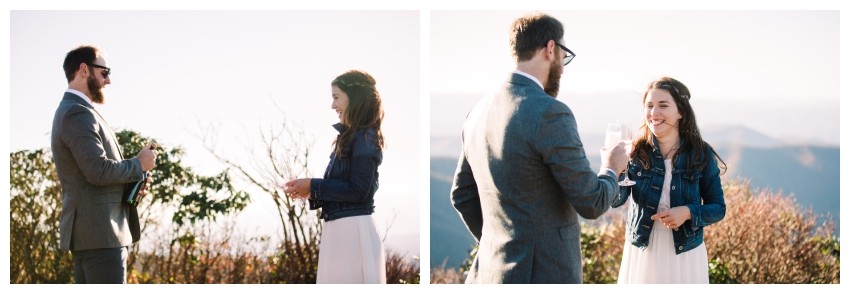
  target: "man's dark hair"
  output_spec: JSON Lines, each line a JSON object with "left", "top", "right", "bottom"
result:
{"left": 63, "top": 46, "right": 99, "bottom": 83}
{"left": 510, "top": 13, "right": 564, "bottom": 62}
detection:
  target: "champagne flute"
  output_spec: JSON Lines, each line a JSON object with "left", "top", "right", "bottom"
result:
{"left": 618, "top": 122, "right": 636, "bottom": 186}
{"left": 604, "top": 122, "right": 622, "bottom": 149}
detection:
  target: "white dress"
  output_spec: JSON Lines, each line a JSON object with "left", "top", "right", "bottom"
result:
{"left": 316, "top": 214, "right": 386, "bottom": 284}
{"left": 618, "top": 159, "right": 709, "bottom": 283}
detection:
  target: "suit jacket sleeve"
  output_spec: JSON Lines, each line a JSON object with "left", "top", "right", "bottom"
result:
{"left": 61, "top": 105, "right": 143, "bottom": 186}
{"left": 534, "top": 102, "right": 618, "bottom": 219}
{"left": 450, "top": 148, "right": 483, "bottom": 242}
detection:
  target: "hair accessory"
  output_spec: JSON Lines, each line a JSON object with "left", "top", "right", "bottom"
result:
{"left": 337, "top": 79, "right": 370, "bottom": 88}
{"left": 658, "top": 83, "right": 690, "bottom": 100}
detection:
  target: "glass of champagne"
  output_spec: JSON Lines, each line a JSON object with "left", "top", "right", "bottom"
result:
{"left": 604, "top": 122, "right": 622, "bottom": 149}
{"left": 619, "top": 122, "right": 636, "bottom": 186}
{"left": 605, "top": 121, "right": 636, "bottom": 186}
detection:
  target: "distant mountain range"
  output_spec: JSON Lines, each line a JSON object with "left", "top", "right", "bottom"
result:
{"left": 430, "top": 91, "right": 839, "bottom": 149}
{"left": 430, "top": 126, "right": 839, "bottom": 269}
{"left": 432, "top": 124, "right": 832, "bottom": 158}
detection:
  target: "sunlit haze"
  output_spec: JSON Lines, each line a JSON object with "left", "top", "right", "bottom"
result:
{"left": 10, "top": 10, "right": 420, "bottom": 257}
{"left": 431, "top": 11, "right": 839, "bottom": 147}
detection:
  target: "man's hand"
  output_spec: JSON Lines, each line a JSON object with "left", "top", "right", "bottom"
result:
{"left": 137, "top": 143, "right": 158, "bottom": 171}
{"left": 600, "top": 142, "right": 628, "bottom": 175}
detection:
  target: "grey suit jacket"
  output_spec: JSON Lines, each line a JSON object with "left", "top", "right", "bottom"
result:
{"left": 450, "top": 73, "right": 618, "bottom": 283}
{"left": 51, "top": 92, "right": 144, "bottom": 251}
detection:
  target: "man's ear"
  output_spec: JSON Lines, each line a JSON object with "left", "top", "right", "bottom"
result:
{"left": 545, "top": 40, "right": 557, "bottom": 61}
{"left": 77, "top": 62, "right": 88, "bottom": 78}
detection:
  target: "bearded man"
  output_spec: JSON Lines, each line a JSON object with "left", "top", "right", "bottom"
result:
{"left": 450, "top": 13, "right": 628, "bottom": 283}
{"left": 51, "top": 45, "right": 157, "bottom": 283}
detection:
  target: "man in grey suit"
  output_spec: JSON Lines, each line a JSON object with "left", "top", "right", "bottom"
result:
{"left": 451, "top": 13, "right": 628, "bottom": 283}
{"left": 51, "top": 45, "right": 157, "bottom": 283}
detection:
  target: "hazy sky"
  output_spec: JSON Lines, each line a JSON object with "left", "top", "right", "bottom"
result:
{"left": 9, "top": 10, "right": 421, "bottom": 256}
{"left": 2, "top": 1, "right": 849, "bottom": 287}
{"left": 431, "top": 11, "right": 840, "bottom": 145}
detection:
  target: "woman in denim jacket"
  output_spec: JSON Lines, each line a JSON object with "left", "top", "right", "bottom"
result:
{"left": 613, "top": 77, "right": 726, "bottom": 283}
{"left": 284, "top": 70, "right": 386, "bottom": 283}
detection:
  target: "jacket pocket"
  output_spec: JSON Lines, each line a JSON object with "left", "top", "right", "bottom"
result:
{"left": 630, "top": 164, "right": 651, "bottom": 205}
{"left": 681, "top": 171, "right": 702, "bottom": 202}
{"left": 558, "top": 222, "right": 580, "bottom": 241}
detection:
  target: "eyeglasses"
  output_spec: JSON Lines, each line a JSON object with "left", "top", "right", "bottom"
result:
{"left": 556, "top": 43, "right": 576, "bottom": 66}
{"left": 87, "top": 63, "right": 111, "bottom": 79}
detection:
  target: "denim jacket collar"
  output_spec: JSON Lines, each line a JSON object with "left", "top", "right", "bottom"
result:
{"left": 649, "top": 136, "right": 688, "bottom": 171}
{"left": 332, "top": 122, "right": 348, "bottom": 134}
{"left": 616, "top": 135, "right": 726, "bottom": 255}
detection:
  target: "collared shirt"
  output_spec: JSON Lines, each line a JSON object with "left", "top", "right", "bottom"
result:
{"left": 65, "top": 88, "right": 95, "bottom": 108}
{"left": 513, "top": 70, "right": 544, "bottom": 90}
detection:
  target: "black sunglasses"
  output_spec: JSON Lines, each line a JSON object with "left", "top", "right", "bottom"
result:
{"left": 556, "top": 43, "right": 576, "bottom": 66}
{"left": 87, "top": 63, "right": 111, "bottom": 79}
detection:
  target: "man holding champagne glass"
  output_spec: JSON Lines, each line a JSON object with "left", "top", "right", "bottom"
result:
{"left": 606, "top": 121, "right": 635, "bottom": 186}
{"left": 450, "top": 13, "right": 628, "bottom": 283}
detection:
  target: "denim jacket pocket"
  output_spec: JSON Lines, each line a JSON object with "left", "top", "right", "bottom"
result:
{"left": 681, "top": 171, "right": 702, "bottom": 202}
{"left": 630, "top": 164, "right": 651, "bottom": 205}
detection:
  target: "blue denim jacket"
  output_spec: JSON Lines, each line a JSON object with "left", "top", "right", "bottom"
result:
{"left": 611, "top": 139, "right": 725, "bottom": 254}
{"left": 308, "top": 123, "right": 382, "bottom": 221}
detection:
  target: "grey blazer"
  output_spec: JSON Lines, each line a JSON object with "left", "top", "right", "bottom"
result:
{"left": 51, "top": 92, "right": 144, "bottom": 251}
{"left": 451, "top": 73, "right": 618, "bottom": 283}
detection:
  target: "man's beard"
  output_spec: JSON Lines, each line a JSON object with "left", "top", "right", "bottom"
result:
{"left": 543, "top": 58, "right": 562, "bottom": 97}
{"left": 87, "top": 74, "right": 105, "bottom": 104}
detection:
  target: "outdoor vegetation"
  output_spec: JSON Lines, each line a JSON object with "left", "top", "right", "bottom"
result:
{"left": 431, "top": 180, "right": 839, "bottom": 284}
{"left": 10, "top": 129, "right": 419, "bottom": 284}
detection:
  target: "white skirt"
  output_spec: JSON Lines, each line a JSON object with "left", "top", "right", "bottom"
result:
{"left": 617, "top": 219, "right": 709, "bottom": 284}
{"left": 317, "top": 215, "right": 386, "bottom": 284}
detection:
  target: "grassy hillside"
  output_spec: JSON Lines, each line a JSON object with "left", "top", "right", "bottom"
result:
{"left": 430, "top": 145, "right": 840, "bottom": 270}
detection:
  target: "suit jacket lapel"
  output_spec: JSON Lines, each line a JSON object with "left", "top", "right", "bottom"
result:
{"left": 63, "top": 92, "right": 124, "bottom": 160}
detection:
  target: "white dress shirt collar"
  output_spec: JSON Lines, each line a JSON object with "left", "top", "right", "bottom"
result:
{"left": 513, "top": 70, "right": 544, "bottom": 90}
{"left": 65, "top": 88, "right": 95, "bottom": 108}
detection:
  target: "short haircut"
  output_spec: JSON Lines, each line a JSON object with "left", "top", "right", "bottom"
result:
{"left": 63, "top": 45, "right": 99, "bottom": 83}
{"left": 510, "top": 13, "right": 565, "bottom": 62}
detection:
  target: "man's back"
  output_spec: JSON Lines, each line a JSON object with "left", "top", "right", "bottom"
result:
{"left": 451, "top": 73, "right": 618, "bottom": 283}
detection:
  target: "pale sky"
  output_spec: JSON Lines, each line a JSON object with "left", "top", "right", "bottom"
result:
{"left": 2, "top": 0, "right": 849, "bottom": 287}
{"left": 431, "top": 10, "right": 841, "bottom": 145}
{"left": 8, "top": 10, "right": 421, "bottom": 257}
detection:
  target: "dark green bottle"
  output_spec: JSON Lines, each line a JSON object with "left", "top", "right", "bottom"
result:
{"left": 124, "top": 171, "right": 148, "bottom": 207}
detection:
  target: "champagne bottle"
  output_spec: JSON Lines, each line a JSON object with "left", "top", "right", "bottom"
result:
{"left": 124, "top": 172, "right": 148, "bottom": 207}
{"left": 124, "top": 143, "right": 155, "bottom": 207}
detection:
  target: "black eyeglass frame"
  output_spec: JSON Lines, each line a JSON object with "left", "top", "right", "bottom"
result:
{"left": 86, "top": 63, "right": 111, "bottom": 79}
{"left": 555, "top": 43, "right": 576, "bottom": 66}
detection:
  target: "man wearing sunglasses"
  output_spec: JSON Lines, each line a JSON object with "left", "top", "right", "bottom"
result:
{"left": 450, "top": 13, "right": 627, "bottom": 283}
{"left": 51, "top": 45, "right": 158, "bottom": 283}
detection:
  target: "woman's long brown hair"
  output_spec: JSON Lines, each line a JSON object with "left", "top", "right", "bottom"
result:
{"left": 331, "top": 70, "right": 385, "bottom": 158}
{"left": 632, "top": 76, "right": 726, "bottom": 174}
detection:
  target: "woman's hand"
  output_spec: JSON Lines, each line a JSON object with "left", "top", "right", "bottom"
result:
{"left": 283, "top": 178, "right": 311, "bottom": 200}
{"left": 651, "top": 206, "right": 691, "bottom": 229}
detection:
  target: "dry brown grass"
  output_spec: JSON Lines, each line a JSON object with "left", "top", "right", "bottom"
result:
{"left": 431, "top": 180, "right": 839, "bottom": 284}
{"left": 703, "top": 180, "right": 839, "bottom": 283}
{"left": 430, "top": 267, "right": 465, "bottom": 284}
